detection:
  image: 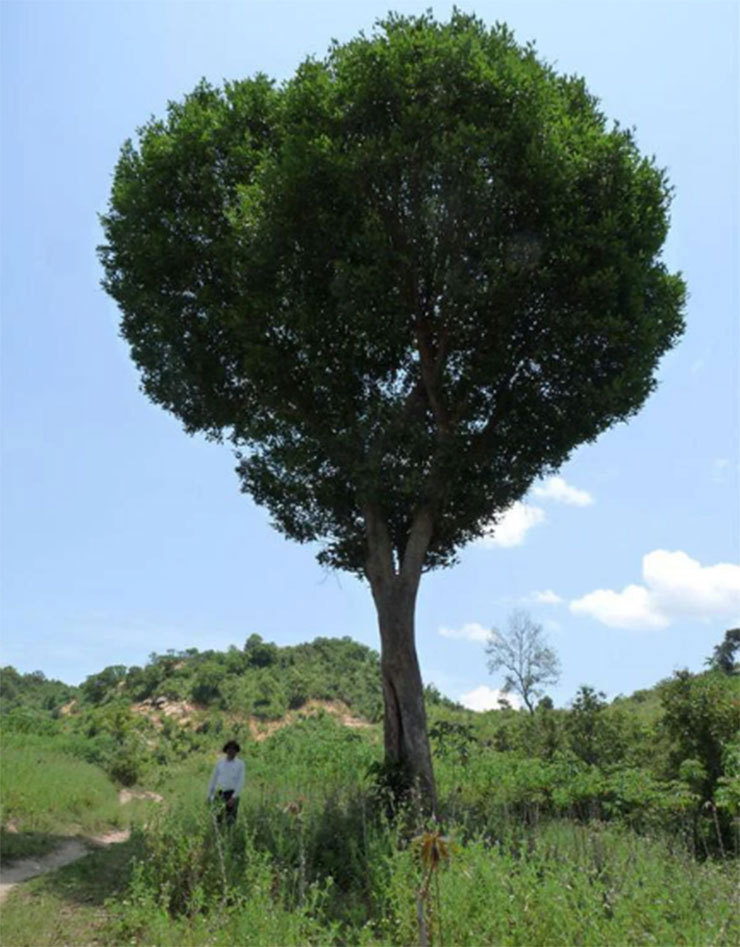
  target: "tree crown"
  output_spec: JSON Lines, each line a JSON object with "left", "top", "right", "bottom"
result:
{"left": 100, "top": 11, "right": 685, "bottom": 576}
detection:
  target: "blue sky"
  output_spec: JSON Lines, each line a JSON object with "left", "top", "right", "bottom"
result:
{"left": 1, "top": 1, "right": 738, "bottom": 709}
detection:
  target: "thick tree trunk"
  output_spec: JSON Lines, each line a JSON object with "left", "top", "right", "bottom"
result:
{"left": 364, "top": 505, "right": 437, "bottom": 812}
{"left": 373, "top": 580, "right": 437, "bottom": 809}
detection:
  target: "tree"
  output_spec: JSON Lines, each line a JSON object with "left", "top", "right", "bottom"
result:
{"left": 99, "top": 12, "right": 685, "bottom": 806}
{"left": 567, "top": 684, "right": 625, "bottom": 765}
{"left": 80, "top": 665, "right": 127, "bottom": 706}
{"left": 660, "top": 669, "right": 740, "bottom": 799}
{"left": 244, "top": 634, "right": 279, "bottom": 668}
{"left": 707, "top": 628, "right": 740, "bottom": 674}
{"left": 486, "top": 610, "right": 561, "bottom": 713}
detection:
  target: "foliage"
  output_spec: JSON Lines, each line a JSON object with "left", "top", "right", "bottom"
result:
{"left": 1, "top": 665, "right": 739, "bottom": 944}
{"left": 567, "top": 685, "right": 624, "bottom": 765}
{"left": 659, "top": 669, "right": 740, "bottom": 797}
{"left": 80, "top": 665, "right": 127, "bottom": 705}
{"left": 99, "top": 11, "right": 685, "bottom": 579}
{"left": 0, "top": 731, "right": 122, "bottom": 848}
{"left": 13, "top": 636, "right": 389, "bottom": 722}
{"left": 708, "top": 627, "right": 740, "bottom": 674}
{"left": 486, "top": 610, "right": 560, "bottom": 712}
{"left": 61, "top": 728, "right": 740, "bottom": 944}
{"left": 0, "top": 666, "right": 77, "bottom": 717}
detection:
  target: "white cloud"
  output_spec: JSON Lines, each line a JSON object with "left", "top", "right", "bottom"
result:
{"left": 570, "top": 550, "right": 740, "bottom": 630}
{"left": 645, "top": 551, "right": 740, "bottom": 619}
{"left": 532, "top": 476, "right": 594, "bottom": 507}
{"left": 477, "top": 502, "right": 546, "bottom": 548}
{"left": 438, "top": 622, "right": 491, "bottom": 643}
{"left": 534, "top": 589, "right": 563, "bottom": 605}
{"left": 712, "top": 458, "right": 732, "bottom": 484}
{"left": 459, "top": 685, "right": 522, "bottom": 712}
{"left": 570, "top": 584, "right": 668, "bottom": 630}
{"left": 475, "top": 478, "right": 593, "bottom": 551}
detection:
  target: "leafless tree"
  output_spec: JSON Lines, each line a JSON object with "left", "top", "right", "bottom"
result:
{"left": 486, "top": 610, "right": 560, "bottom": 713}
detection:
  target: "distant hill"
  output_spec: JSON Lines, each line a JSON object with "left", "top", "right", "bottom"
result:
{"left": 0, "top": 635, "right": 460, "bottom": 727}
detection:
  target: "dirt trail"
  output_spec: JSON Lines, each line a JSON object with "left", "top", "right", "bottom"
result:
{"left": 0, "top": 790, "right": 160, "bottom": 904}
{"left": 0, "top": 829, "right": 129, "bottom": 904}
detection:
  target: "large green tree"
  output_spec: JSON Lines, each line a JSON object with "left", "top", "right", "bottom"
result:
{"left": 99, "top": 12, "right": 685, "bottom": 806}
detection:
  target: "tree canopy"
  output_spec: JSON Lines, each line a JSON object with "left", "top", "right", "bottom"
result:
{"left": 99, "top": 11, "right": 685, "bottom": 578}
{"left": 707, "top": 628, "right": 740, "bottom": 674}
{"left": 100, "top": 12, "right": 686, "bottom": 801}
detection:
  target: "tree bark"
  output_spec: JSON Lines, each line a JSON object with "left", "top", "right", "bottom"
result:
{"left": 364, "top": 505, "right": 437, "bottom": 812}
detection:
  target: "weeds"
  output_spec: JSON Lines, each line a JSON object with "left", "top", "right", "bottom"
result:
{"left": 414, "top": 828, "right": 454, "bottom": 946}
{"left": 0, "top": 732, "right": 121, "bottom": 861}
{"left": 99, "top": 720, "right": 740, "bottom": 946}
{"left": 1, "top": 714, "right": 738, "bottom": 945}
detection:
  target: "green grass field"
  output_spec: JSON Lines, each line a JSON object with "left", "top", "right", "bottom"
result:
{"left": 1, "top": 716, "right": 737, "bottom": 946}
{"left": 0, "top": 732, "right": 123, "bottom": 862}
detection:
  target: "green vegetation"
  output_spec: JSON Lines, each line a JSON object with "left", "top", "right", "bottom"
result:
{"left": 0, "top": 731, "right": 123, "bottom": 862}
{"left": 0, "top": 633, "right": 738, "bottom": 945}
{"left": 81, "top": 635, "right": 389, "bottom": 721}
{"left": 0, "top": 667, "right": 76, "bottom": 717}
{"left": 0, "top": 836, "right": 141, "bottom": 947}
{"left": 1, "top": 712, "right": 737, "bottom": 946}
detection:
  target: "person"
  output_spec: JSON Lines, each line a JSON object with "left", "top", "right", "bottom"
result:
{"left": 206, "top": 739, "right": 245, "bottom": 825}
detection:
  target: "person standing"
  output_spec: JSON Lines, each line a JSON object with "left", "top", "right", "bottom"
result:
{"left": 207, "top": 739, "right": 245, "bottom": 825}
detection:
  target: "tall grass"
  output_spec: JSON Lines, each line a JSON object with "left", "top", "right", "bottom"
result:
{"left": 1, "top": 716, "right": 737, "bottom": 945}
{"left": 106, "top": 800, "right": 739, "bottom": 946}
{"left": 369, "top": 821, "right": 739, "bottom": 946}
{"left": 103, "top": 717, "right": 738, "bottom": 946}
{"left": 0, "top": 732, "right": 122, "bottom": 848}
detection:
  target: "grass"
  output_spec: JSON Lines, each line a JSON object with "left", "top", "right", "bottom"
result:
{"left": 3, "top": 815, "right": 737, "bottom": 947}
{"left": 0, "top": 731, "right": 158, "bottom": 865}
{"left": 1, "top": 715, "right": 738, "bottom": 946}
{"left": 0, "top": 733, "right": 121, "bottom": 831}
{"left": 370, "top": 821, "right": 740, "bottom": 946}
{"left": 0, "top": 836, "right": 140, "bottom": 947}
{"left": 0, "top": 831, "right": 77, "bottom": 864}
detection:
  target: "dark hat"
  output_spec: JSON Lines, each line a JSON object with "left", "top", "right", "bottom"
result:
{"left": 222, "top": 739, "right": 241, "bottom": 753}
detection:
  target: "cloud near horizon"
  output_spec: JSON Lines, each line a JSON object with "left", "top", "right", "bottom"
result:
{"left": 459, "top": 685, "right": 523, "bottom": 712}
{"left": 570, "top": 550, "right": 740, "bottom": 630}
{"left": 438, "top": 622, "right": 491, "bottom": 643}
{"left": 534, "top": 589, "right": 564, "bottom": 605}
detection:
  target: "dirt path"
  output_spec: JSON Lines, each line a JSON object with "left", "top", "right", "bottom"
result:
{"left": 0, "top": 781, "right": 166, "bottom": 911}
{"left": 0, "top": 828, "right": 131, "bottom": 904}
{"left": 0, "top": 788, "right": 163, "bottom": 904}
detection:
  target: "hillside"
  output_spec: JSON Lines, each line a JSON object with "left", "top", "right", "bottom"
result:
{"left": 1, "top": 635, "right": 737, "bottom": 817}
{"left": 1, "top": 636, "right": 738, "bottom": 945}
{"left": 1, "top": 634, "right": 465, "bottom": 741}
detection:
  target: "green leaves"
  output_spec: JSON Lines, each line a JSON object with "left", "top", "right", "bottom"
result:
{"left": 100, "top": 12, "right": 685, "bottom": 575}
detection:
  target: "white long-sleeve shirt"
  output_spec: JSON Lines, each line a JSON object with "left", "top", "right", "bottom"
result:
{"left": 207, "top": 757, "right": 245, "bottom": 801}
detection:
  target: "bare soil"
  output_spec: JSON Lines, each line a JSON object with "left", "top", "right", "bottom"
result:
{"left": 249, "top": 698, "right": 373, "bottom": 741}
{"left": 0, "top": 829, "right": 129, "bottom": 904}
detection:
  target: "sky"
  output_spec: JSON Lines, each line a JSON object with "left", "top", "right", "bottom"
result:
{"left": 1, "top": 0, "right": 738, "bottom": 711}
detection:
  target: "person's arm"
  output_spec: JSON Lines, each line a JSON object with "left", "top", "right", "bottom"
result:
{"left": 233, "top": 759, "right": 245, "bottom": 798}
{"left": 207, "top": 760, "right": 221, "bottom": 802}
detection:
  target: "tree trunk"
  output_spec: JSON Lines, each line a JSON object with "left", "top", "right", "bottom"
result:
{"left": 364, "top": 505, "right": 437, "bottom": 812}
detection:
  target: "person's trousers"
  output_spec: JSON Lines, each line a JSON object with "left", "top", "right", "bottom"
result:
{"left": 218, "top": 789, "right": 239, "bottom": 825}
